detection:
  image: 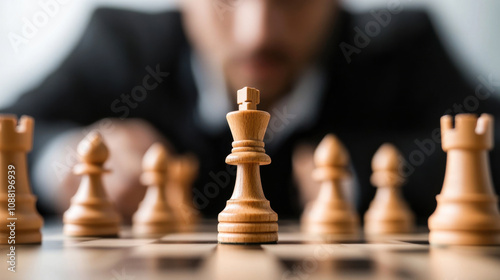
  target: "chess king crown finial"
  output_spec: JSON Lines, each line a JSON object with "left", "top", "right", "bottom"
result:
{"left": 0, "top": 115, "right": 34, "bottom": 151}
{"left": 226, "top": 87, "right": 271, "bottom": 165}
{"left": 237, "top": 87, "right": 260, "bottom": 110}
{"left": 441, "top": 114, "right": 493, "bottom": 151}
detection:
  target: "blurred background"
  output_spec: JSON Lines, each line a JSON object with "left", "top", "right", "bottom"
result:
{"left": 0, "top": 0, "right": 499, "bottom": 109}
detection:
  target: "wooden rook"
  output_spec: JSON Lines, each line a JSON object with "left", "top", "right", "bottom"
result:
{"left": 429, "top": 114, "right": 500, "bottom": 245}
{"left": 63, "top": 132, "right": 121, "bottom": 237}
{"left": 218, "top": 87, "right": 278, "bottom": 244}
{"left": 301, "top": 134, "right": 359, "bottom": 235}
{"left": 0, "top": 115, "right": 43, "bottom": 244}
{"left": 364, "top": 143, "right": 414, "bottom": 235}
{"left": 133, "top": 143, "right": 175, "bottom": 236}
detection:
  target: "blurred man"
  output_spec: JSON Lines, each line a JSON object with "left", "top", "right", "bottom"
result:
{"left": 3, "top": 0, "right": 500, "bottom": 223}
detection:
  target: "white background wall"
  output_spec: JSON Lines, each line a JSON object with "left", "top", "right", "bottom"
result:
{"left": 0, "top": 0, "right": 499, "bottom": 108}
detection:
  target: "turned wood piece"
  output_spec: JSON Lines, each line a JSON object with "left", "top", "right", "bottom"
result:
{"left": 133, "top": 143, "right": 176, "bottom": 236}
{"left": 63, "top": 132, "right": 121, "bottom": 237}
{"left": 168, "top": 154, "right": 200, "bottom": 232}
{"left": 429, "top": 114, "right": 500, "bottom": 245}
{"left": 0, "top": 115, "right": 43, "bottom": 244}
{"left": 218, "top": 87, "right": 278, "bottom": 244}
{"left": 301, "top": 134, "right": 359, "bottom": 235}
{"left": 364, "top": 143, "right": 414, "bottom": 235}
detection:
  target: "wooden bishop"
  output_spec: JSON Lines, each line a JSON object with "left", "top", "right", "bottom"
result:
{"left": 429, "top": 114, "right": 500, "bottom": 245}
{"left": 0, "top": 115, "right": 43, "bottom": 244}
{"left": 364, "top": 143, "right": 414, "bottom": 235}
{"left": 217, "top": 87, "right": 278, "bottom": 244}
{"left": 301, "top": 134, "right": 359, "bottom": 235}
{"left": 63, "top": 132, "right": 121, "bottom": 237}
{"left": 133, "top": 143, "right": 175, "bottom": 236}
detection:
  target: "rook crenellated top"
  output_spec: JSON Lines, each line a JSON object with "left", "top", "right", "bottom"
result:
{"left": 441, "top": 114, "right": 493, "bottom": 151}
{"left": 0, "top": 115, "right": 34, "bottom": 151}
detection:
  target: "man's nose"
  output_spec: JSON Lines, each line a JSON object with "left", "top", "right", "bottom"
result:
{"left": 233, "top": 0, "right": 282, "bottom": 49}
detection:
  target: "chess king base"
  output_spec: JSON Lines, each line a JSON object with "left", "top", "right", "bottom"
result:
{"left": 217, "top": 165, "right": 278, "bottom": 244}
{"left": 218, "top": 232, "right": 278, "bottom": 244}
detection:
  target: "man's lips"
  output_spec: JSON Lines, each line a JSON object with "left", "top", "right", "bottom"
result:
{"left": 236, "top": 56, "right": 287, "bottom": 78}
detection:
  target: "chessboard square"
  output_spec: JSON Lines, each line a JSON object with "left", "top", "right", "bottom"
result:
{"left": 159, "top": 232, "right": 217, "bottom": 243}
{"left": 263, "top": 244, "right": 368, "bottom": 260}
{"left": 342, "top": 243, "right": 428, "bottom": 252}
{"left": 70, "top": 238, "right": 156, "bottom": 248}
{"left": 131, "top": 243, "right": 216, "bottom": 258}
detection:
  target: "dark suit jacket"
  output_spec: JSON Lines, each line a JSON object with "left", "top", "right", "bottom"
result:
{"left": 4, "top": 7, "right": 500, "bottom": 224}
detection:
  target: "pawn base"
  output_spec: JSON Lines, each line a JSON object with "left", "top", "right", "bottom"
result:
{"left": 302, "top": 202, "right": 360, "bottom": 235}
{"left": 364, "top": 220, "right": 414, "bottom": 235}
{"left": 302, "top": 221, "right": 359, "bottom": 235}
{"left": 63, "top": 223, "right": 120, "bottom": 237}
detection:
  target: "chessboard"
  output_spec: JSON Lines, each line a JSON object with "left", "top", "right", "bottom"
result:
{"left": 2, "top": 220, "right": 500, "bottom": 280}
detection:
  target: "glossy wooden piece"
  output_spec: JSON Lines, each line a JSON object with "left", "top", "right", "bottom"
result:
{"left": 429, "top": 114, "right": 500, "bottom": 245}
{"left": 218, "top": 87, "right": 278, "bottom": 244}
{"left": 133, "top": 143, "right": 176, "bottom": 236}
{"left": 364, "top": 143, "right": 414, "bottom": 235}
{"left": 168, "top": 154, "right": 200, "bottom": 232}
{"left": 0, "top": 115, "right": 43, "bottom": 244}
{"left": 301, "top": 134, "right": 359, "bottom": 235}
{"left": 63, "top": 132, "right": 121, "bottom": 237}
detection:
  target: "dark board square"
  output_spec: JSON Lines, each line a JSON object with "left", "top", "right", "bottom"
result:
{"left": 155, "top": 240, "right": 217, "bottom": 245}
{"left": 122, "top": 256, "right": 203, "bottom": 271}
{"left": 333, "top": 258, "right": 375, "bottom": 272}
{"left": 276, "top": 240, "right": 367, "bottom": 245}
{"left": 280, "top": 258, "right": 375, "bottom": 275}
{"left": 388, "top": 248, "right": 430, "bottom": 254}
{"left": 403, "top": 240, "right": 430, "bottom": 245}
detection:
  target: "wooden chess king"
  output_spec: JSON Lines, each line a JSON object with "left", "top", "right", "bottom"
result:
{"left": 217, "top": 87, "right": 278, "bottom": 244}
{"left": 0, "top": 115, "right": 43, "bottom": 244}
{"left": 428, "top": 114, "right": 500, "bottom": 245}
